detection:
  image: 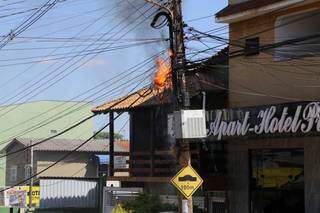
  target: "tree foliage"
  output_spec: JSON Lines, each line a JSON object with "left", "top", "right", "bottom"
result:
{"left": 122, "top": 193, "right": 177, "bottom": 213}
{"left": 112, "top": 204, "right": 129, "bottom": 213}
{"left": 93, "top": 131, "right": 124, "bottom": 140}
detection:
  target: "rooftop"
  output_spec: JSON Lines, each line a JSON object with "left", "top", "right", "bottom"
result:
{"left": 92, "top": 87, "right": 172, "bottom": 114}
{"left": 4, "top": 138, "right": 129, "bottom": 153}
{"left": 216, "top": 0, "right": 286, "bottom": 18}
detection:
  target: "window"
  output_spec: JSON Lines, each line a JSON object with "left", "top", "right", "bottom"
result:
{"left": 9, "top": 165, "right": 17, "bottom": 182}
{"left": 114, "top": 156, "right": 127, "bottom": 169}
{"left": 200, "top": 141, "right": 227, "bottom": 175}
{"left": 245, "top": 37, "right": 260, "bottom": 56}
{"left": 275, "top": 10, "right": 320, "bottom": 60}
{"left": 24, "top": 165, "right": 30, "bottom": 180}
{"left": 250, "top": 149, "right": 304, "bottom": 213}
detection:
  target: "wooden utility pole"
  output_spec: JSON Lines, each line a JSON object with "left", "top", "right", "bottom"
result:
{"left": 146, "top": 0, "right": 192, "bottom": 212}
{"left": 171, "top": 0, "right": 193, "bottom": 212}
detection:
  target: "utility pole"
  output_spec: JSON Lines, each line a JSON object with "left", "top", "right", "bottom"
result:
{"left": 29, "top": 140, "right": 34, "bottom": 210}
{"left": 171, "top": 1, "right": 192, "bottom": 213}
{"left": 147, "top": 0, "right": 192, "bottom": 212}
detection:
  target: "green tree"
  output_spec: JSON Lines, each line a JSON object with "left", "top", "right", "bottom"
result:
{"left": 93, "top": 131, "right": 124, "bottom": 140}
{"left": 112, "top": 204, "right": 130, "bottom": 213}
{"left": 122, "top": 193, "right": 177, "bottom": 213}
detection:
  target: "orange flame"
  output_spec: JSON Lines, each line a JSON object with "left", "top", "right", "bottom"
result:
{"left": 153, "top": 50, "right": 172, "bottom": 90}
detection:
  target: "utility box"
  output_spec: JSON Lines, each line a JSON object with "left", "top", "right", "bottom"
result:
{"left": 172, "top": 110, "right": 207, "bottom": 139}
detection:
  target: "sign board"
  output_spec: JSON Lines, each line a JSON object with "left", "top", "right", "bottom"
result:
{"left": 171, "top": 165, "right": 203, "bottom": 199}
{"left": 114, "top": 156, "right": 127, "bottom": 169}
{"left": 4, "top": 186, "right": 40, "bottom": 207}
{"left": 207, "top": 101, "right": 320, "bottom": 141}
{"left": 4, "top": 189, "right": 26, "bottom": 207}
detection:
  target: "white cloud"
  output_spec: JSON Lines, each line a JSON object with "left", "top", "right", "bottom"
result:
{"left": 84, "top": 58, "right": 109, "bottom": 68}
{"left": 38, "top": 57, "right": 54, "bottom": 65}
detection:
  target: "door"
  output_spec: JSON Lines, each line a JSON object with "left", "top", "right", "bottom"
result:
{"left": 250, "top": 149, "right": 304, "bottom": 213}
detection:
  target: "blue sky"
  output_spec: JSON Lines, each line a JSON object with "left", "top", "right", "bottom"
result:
{"left": 0, "top": 0, "right": 228, "bottom": 138}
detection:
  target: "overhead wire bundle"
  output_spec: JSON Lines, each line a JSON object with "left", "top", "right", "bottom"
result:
{"left": 0, "top": 0, "right": 170, "bottom": 160}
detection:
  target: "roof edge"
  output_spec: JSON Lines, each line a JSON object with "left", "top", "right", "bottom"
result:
{"left": 215, "top": 0, "right": 303, "bottom": 23}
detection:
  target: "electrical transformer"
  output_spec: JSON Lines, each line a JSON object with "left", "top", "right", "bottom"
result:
{"left": 171, "top": 110, "right": 207, "bottom": 139}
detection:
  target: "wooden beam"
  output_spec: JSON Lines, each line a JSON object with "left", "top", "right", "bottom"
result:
{"left": 126, "top": 159, "right": 176, "bottom": 165}
{"left": 114, "top": 152, "right": 130, "bottom": 156}
{"left": 114, "top": 168, "right": 130, "bottom": 173}
{"left": 150, "top": 110, "right": 154, "bottom": 176}
{"left": 130, "top": 150, "right": 174, "bottom": 156}
{"left": 106, "top": 176, "right": 171, "bottom": 183}
{"left": 114, "top": 168, "right": 176, "bottom": 173}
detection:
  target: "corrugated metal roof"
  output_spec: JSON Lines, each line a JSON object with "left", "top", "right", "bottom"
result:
{"left": 6, "top": 138, "right": 129, "bottom": 153}
{"left": 216, "top": 0, "right": 286, "bottom": 18}
{"left": 92, "top": 88, "right": 172, "bottom": 113}
{"left": 40, "top": 178, "right": 98, "bottom": 208}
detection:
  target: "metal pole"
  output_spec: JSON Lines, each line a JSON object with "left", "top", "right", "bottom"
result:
{"left": 29, "top": 140, "right": 33, "bottom": 209}
{"left": 109, "top": 112, "right": 114, "bottom": 177}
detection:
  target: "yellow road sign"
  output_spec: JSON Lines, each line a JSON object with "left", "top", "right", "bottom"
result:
{"left": 171, "top": 165, "right": 203, "bottom": 199}
{"left": 16, "top": 186, "right": 40, "bottom": 207}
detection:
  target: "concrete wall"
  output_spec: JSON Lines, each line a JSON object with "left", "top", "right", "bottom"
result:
{"left": 5, "top": 142, "right": 29, "bottom": 186}
{"left": 225, "top": 2, "right": 320, "bottom": 213}
{"left": 36, "top": 151, "right": 98, "bottom": 178}
{"left": 5, "top": 147, "right": 98, "bottom": 186}
{"left": 227, "top": 137, "right": 320, "bottom": 213}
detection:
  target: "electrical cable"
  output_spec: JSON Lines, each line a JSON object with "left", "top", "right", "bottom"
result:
{"left": 0, "top": 81, "right": 154, "bottom": 193}
{"left": 0, "top": 66, "right": 156, "bottom": 147}
{"left": 0, "top": 55, "right": 168, "bottom": 149}
{"left": 0, "top": 2, "right": 124, "bottom": 98}
{"left": 0, "top": 2, "right": 154, "bottom": 116}
{"left": 1, "top": 66, "right": 155, "bottom": 158}
{"left": 0, "top": 0, "right": 59, "bottom": 50}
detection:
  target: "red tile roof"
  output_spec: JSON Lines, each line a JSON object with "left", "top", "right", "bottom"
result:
{"left": 115, "top": 140, "right": 130, "bottom": 152}
{"left": 92, "top": 88, "right": 172, "bottom": 113}
{"left": 216, "top": 0, "right": 286, "bottom": 18}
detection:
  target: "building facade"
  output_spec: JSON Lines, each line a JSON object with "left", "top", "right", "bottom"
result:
{"left": 215, "top": 1, "right": 320, "bottom": 213}
{"left": 92, "top": 53, "right": 229, "bottom": 212}
{"left": 2, "top": 138, "right": 129, "bottom": 187}
{"left": 0, "top": 101, "right": 94, "bottom": 186}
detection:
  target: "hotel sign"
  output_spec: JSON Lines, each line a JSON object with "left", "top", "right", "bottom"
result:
{"left": 206, "top": 101, "right": 320, "bottom": 141}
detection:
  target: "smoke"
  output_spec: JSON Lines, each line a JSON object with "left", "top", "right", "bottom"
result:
{"left": 114, "top": 0, "right": 170, "bottom": 56}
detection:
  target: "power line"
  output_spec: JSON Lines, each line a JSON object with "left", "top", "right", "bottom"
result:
{"left": 0, "top": 0, "right": 59, "bottom": 50}
{"left": 0, "top": 64, "right": 156, "bottom": 165}
{"left": 0, "top": 55, "right": 167, "bottom": 148}
{"left": 0, "top": 114, "right": 96, "bottom": 158}
{"left": 0, "top": 68, "right": 154, "bottom": 147}
{"left": 0, "top": 2, "right": 153, "bottom": 113}
{"left": 0, "top": 2, "right": 123, "bottom": 98}
{"left": 186, "top": 14, "right": 214, "bottom": 22}
{"left": 0, "top": 82, "right": 154, "bottom": 193}
{"left": 0, "top": 40, "right": 164, "bottom": 64}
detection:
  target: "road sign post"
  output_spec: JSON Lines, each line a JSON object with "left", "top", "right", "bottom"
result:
{"left": 171, "top": 165, "right": 203, "bottom": 199}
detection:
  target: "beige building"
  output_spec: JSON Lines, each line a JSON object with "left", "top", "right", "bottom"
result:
{"left": 215, "top": 1, "right": 320, "bottom": 213}
{"left": 2, "top": 138, "right": 129, "bottom": 186}
{"left": 216, "top": 0, "right": 320, "bottom": 107}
